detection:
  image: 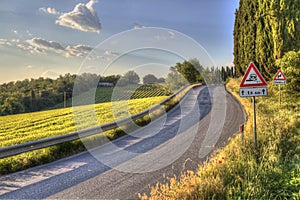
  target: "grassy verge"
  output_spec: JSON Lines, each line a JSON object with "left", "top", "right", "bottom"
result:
{"left": 140, "top": 79, "right": 300, "bottom": 199}
{"left": 0, "top": 85, "right": 196, "bottom": 176}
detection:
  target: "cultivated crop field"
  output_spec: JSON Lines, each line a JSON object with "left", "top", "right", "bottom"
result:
{"left": 0, "top": 96, "right": 168, "bottom": 148}
{"left": 0, "top": 84, "right": 194, "bottom": 175}
{"left": 52, "top": 84, "right": 173, "bottom": 109}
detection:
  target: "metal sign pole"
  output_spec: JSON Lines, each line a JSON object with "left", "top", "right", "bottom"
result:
{"left": 279, "top": 84, "right": 281, "bottom": 105}
{"left": 253, "top": 96, "right": 257, "bottom": 149}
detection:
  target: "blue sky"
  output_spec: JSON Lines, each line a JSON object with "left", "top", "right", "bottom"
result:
{"left": 0, "top": 0, "right": 239, "bottom": 83}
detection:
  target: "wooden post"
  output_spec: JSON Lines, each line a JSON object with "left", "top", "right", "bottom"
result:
{"left": 64, "top": 92, "right": 67, "bottom": 108}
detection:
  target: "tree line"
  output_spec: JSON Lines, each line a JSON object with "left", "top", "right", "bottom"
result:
{"left": 0, "top": 72, "right": 164, "bottom": 115}
{"left": 0, "top": 59, "right": 234, "bottom": 116}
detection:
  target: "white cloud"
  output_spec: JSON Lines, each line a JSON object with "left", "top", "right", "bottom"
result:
{"left": 168, "top": 31, "right": 175, "bottom": 39}
{"left": 0, "top": 36, "right": 93, "bottom": 58}
{"left": 104, "top": 50, "right": 119, "bottom": 56}
{"left": 26, "top": 30, "right": 33, "bottom": 37}
{"left": 65, "top": 44, "right": 93, "bottom": 57}
{"left": 0, "top": 39, "right": 8, "bottom": 45}
{"left": 154, "top": 32, "right": 175, "bottom": 41}
{"left": 39, "top": 7, "right": 61, "bottom": 15}
{"left": 86, "top": 0, "right": 98, "bottom": 9}
{"left": 133, "top": 23, "right": 144, "bottom": 29}
{"left": 0, "top": 38, "right": 18, "bottom": 47}
{"left": 223, "top": 62, "right": 234, "bottom": 67}
{"left": 26, "top": 38, "right": 65, "bottom": 54}
{"left": 41, "top": 70, "right": 60, "bottom": 79}
{"left": 26, "top": 65, "right": 34, "bottom": 69}
{"left": 55, "top": 0, "right": 101, "bottom": 33}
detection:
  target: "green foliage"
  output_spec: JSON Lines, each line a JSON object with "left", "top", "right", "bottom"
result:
{"left": 220, "top": 66, "right": 235, "bottom": 82}
{"left": 118, "top": 70, "right": 140, "bottom": 86}
{"left": 165, "top": 67, "right": 189, "bottom": 91}
{"left": 174, "top": 60, "right": 204, "bottom": 84}
{"left": 143, "top": 74, "right": 158, "bottom": 84}
{"left": 165, "top": 59, "right": 207, "bottom": 90}
{"left": 234, "top": 0, "right": 300, "bottom": 80}
{"left": 0, "top": 73, "right": 94, "bottom": 115}
{"left": 275, "top": 50, "right": 300, "bottom": 97}
{"left": 0, "top": 97, "right": 25, "bottom": 115}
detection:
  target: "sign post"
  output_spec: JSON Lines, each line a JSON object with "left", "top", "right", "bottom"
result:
{"left": 273, "top": 69, "right": 287, "bottom": 105}
{"left": 239, "top": 62, "right": 268, "bottom": 149}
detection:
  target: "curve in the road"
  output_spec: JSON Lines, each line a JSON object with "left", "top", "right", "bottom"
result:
{"left": 0, "top": 86, "right": 245, "bottom": 200}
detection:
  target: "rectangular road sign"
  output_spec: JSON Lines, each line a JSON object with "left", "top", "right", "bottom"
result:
{"left": 239, "top": 87, "right": 268, "bottom": 97}
{"left": 273, "top": 80, "right": 286, "bottom": 84}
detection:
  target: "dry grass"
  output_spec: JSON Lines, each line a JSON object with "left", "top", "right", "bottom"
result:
{"left": 140, "top": 79, "right": 300, "bottom": 199}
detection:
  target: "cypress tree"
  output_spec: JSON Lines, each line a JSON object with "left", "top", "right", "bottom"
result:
{"left": 234, "top": 0, "right": 300, "bottom": 80}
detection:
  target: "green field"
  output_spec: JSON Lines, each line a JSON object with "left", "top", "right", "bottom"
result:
{"left": 51, "top": 84, "right": 173, "bottom": 109}
{"left": 0, "top": 96, "right": 168, "bottom": 148}
{"left": 0, "top": 84, "right": 194, "bottom": 175}
{"left": 0, "top": 96, "right": 169, "bottom": 175}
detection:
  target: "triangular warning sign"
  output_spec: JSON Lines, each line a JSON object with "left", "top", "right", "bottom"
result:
{"left": 274, "top": 70, "right": 286, "bottom": 80}
{"left": 240, "top": 62, "right": 267, "bottom": 87}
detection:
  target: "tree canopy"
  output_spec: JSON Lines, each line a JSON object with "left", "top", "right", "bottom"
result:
{"left": 143, "top": 74, "right": 158, "bottom": 84}
{"left": 118, "top": 70, "right": 140, "bottom": 86}
{"left": 275, "top": 50, "right": 300, "bottom": 97}
{"left": 234, "top": 0, "right": 300, "bottom": 80}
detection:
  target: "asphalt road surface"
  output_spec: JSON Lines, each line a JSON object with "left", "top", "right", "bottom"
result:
{"left": 0, "top": 86, "right": 245, "bottom": 199}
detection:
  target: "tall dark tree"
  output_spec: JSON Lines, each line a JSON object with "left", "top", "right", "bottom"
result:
{"left": 234, "top": 0, "right": 300, "bottom": 80}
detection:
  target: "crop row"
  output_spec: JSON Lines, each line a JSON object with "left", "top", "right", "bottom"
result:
{"left": 0, "top": 96, "right": 167, "bottom": 148}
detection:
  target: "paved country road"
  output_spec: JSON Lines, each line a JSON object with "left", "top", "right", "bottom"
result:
{"left": 0, "top": 86, "right": 245, "bottom": 200}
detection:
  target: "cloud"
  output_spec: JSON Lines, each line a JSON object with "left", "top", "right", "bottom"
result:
{"left": 0, "top": 38, "right": 18, "bottom": 47}
{"left": 39, "top": 7, "right": 61, "bottom": 15}
{"left": 223, "top": 62, "right": 234, "bottom": 67}
{"left": 41, "top": 70, "right": 60, "bottom": 79}
{"left": 0, "top": 39, "right": 8, "bottom": 45}
{"left": 26, "top": 30, "right": 33, "bottom": 37}
{"left": 26, "top": 65, "right": 34, "bottom": 69}
{"left": 168, "top": 31, "right": 175, "bottom": 39}
{"left": 65, "top": 44, "right": 93, "bottom": 57}
{"left": 104, "top": 50, "right": 119, "bottom": 56}
{"left": 26, "top": 38, "right": 65, "bottom": 54}
{"left": 26, "top": 38, "right": 93, "bottom": 58}
{"left": 0, "top": 36, "right": 93, "bottom": 58}
{"left": 154, "top": 31, "right": 176, "bottom": 41}
{"left": 55, "top": 0, "right": 101, "bottom": 33}
{"left": 133, "top": 23, "right": 144, "bottom": 29}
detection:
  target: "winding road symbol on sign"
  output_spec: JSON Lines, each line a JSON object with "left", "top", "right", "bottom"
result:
{"left": 246, "top": 74, "right": 257, "bottom": 82}
{"left": 240, "top": 62, "right": 267, "bottom": 88}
